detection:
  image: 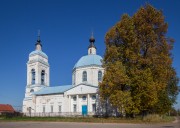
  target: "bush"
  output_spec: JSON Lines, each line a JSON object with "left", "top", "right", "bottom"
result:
{"left": 142, "top": 114, "right": 175, "bottom": 122}
{"left": 143, "top": 114, "right": 162, "bottom": 122}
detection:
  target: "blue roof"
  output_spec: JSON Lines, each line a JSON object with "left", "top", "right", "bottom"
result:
{"left": 74, "top": 54, "right": 103, "bottom": 69}
{"left": 33, "top": 85, "right": 72, "bottom": 95}
{"left": 29, "top": 50, "right": 48, "bottom": 59}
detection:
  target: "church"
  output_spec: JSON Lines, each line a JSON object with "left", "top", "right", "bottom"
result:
{"left": 22, "top": 34, "right": 104, "bottom": 116}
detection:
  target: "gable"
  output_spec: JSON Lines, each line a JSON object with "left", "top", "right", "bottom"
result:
{"left": 65, "top": 84, "right": 98, "bottom": 95}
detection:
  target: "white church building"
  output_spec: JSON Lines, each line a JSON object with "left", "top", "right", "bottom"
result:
{"left": 22, "top": 34, "right": 104, "bottom": 116}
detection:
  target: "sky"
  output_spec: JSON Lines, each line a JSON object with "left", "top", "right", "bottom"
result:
{"left": 0, "top": 0, "right": 179, "bottom": 111}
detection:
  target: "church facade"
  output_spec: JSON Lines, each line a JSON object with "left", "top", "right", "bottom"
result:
{"left": 22, "top": 34, "right": 104, "bottom": 116}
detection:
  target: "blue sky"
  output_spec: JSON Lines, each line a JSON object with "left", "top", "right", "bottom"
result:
{"left": 0, "top": 0, "right": 179, "bottom": 111}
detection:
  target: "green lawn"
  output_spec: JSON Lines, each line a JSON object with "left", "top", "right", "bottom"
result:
{"left": 0, "top": 115, "right": 175, "bottom": 123}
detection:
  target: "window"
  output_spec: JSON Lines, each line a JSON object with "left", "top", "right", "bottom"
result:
{"left": 28, "top": 107, "right": 31, "bottom": 114}
{"left": 31, "top": 69, "right": 35, "bottom": 84}
{"left": 43, "top": 106, "right": 45, "bottom": 113}
{"left": 73, "top": 73, "right": 76, "bottom": 85}
{"left": 92, "top": 104, "right": 96, "bottom": 112}
{"left": 98, "top": 71, "right": 102, "bottom": 82}
{"left": 82, "top": 71, "right": 87, "bottom": 82}
{"left": 92, "top": 95, "right": 96, "bottom": 100}
{"left": 59, "top": 105, "right": 62, "bottom": 112}
{"left": 73, "top": 104, "right": 77, "bottom": 112}
{"left": 73, "top": 96, "right": 77, "bottom": 101}
{"left": 82, "top": 96, "right": 86, "bottom": 100}
{"left": 30, "top": 89, "right": 34, "bottom": 93}
{"left": 41, "top": 70, "right": 45, "bottom": 85}
{"left": 51, "top": 105, "right": 53, "bottom": 113}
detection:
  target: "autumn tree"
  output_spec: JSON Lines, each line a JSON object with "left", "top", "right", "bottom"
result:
{"left": 99, "top": 4, "right": 179, "bottom": 116}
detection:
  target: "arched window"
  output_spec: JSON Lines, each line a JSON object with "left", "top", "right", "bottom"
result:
{"left": 98, "top": 71, "right": 102, "bottom": 82}
{"left": 30, "top": 89, "right": 34, "bottom": 93}
{"left": 73, "top": 96, "right": 77, "bottom": 101}
{"left": 41, "top": 70, "right": 45, "bottom": 85}
{"left": 73, "top": 73, "right": 76, "bottom": 85}
{"left": 82, "top": 96, "right": 86, "bottom": 100}
{"left": 31, "top": 69, "right": 35, "bottom": 84}
{"left": 92, "top": 95, "right": 96, "bottom": 100}
{"left": 82, "top": 71, "right": 87, "bottom": 82}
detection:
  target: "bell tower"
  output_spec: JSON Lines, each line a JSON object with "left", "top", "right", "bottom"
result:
{"left": 25, "top": 32, "right": 50, "bottom": 97}
{"left": 23, "top": 32, "right": 50, "bottom": 113}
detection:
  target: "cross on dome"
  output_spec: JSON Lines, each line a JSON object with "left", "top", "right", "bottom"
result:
{"left": 35, "top": 30, "right": 42, "bottom": 51}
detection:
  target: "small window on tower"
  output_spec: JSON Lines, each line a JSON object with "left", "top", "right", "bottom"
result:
{"left": 31, "top": 69, "right": 35, "bottom": 84}
{"left": 41, "top": 70, "right": 45, "bottom": 85}
{"left": 90, "top": 49, "right": 92, "bottom": 54}
{"left": 73, "top": 73, "right": 76, "bottom": 85}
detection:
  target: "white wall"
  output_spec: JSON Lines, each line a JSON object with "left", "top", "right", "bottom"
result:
{"left": 72, "top": 66, "right": 104, "bottom": 86}
{"left": 35, "top": 94, "right": 66, "bottom": 113}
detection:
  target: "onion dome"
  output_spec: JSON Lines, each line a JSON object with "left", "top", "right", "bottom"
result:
{"left": 88, "top": 32, "right": 96, "bottom": 49}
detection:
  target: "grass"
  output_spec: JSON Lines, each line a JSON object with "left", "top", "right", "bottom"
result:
{"left": 142, "top": 114, "right": 175, "bottom": 123}
{"left": 0, "top": 115, "right": 176, "bottom": 123}
{"left": 0, "top": 116, "right": 142, "bottom": 123}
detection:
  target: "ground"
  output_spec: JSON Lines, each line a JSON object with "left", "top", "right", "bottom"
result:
{"left": 0, "top": 117, "right": 179, "bottom": 128}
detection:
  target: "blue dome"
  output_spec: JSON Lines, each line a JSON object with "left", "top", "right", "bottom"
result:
{"left": 29, "top": 50, "right": 48, "bottom": 59}
{"left": 74, "top": 54, "right": 103, "bottom": 69}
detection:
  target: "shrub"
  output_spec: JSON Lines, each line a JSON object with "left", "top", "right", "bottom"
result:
{"left": 142, "top": 114, "right": 162, "bottom": 122}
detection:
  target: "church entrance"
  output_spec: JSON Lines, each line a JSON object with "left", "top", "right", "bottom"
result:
{"left": 82, "top": 105, "right": 87, "bottom": 116}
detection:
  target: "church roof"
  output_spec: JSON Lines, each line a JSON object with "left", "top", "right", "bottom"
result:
{"left": 33, "top": 85, "right": 72, "bottom": 95}
{"left": 33, "top": 84, "right": 98, "bottom": 96}
{"left": 29, "top": 50, "right": 48, "bottom": 59}
{"left": 73, "top": 54, "right": 103, "bottom": 69}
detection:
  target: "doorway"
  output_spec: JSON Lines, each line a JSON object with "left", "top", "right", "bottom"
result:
{"left": 82, "top": 105, "right": 87, "bottom": 116}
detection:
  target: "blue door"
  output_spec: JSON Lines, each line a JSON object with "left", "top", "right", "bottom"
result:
{"left": 82, "top": 105, "right": 87, "bottom": 116}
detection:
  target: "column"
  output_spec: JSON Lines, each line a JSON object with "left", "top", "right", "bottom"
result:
{"left": 87, "top": 94, "right": 90, "bottom": 113}
{"left": 28, "top": 71, "right": 30, "bottom": 85}
{"left": 69, "top": 95, "right": 71, "bottom": 112}
{"left": 35, "top": 65, "right": 39, "bottom": 85}
{"left": 76, "top": 95, "right": 79, "bottom": 112}
{"left": 96, "top": 94, "right": 98, "bottom": 113}
{"left": 45, "top": 73, "right": 47, "bottom": 86}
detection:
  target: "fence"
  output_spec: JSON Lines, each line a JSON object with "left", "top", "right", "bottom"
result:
{"left": 23, "top": 112, "right": 96, "bottom": 117}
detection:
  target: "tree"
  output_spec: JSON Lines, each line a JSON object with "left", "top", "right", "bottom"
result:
{"left": 154, "top": 70, "right": 179, "bottom": 115}
{"left": 177, "top": 109, "right": 180, "bottom": 116}
{"left": 99, "top": 4, "right": 179, "bottom": 116}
